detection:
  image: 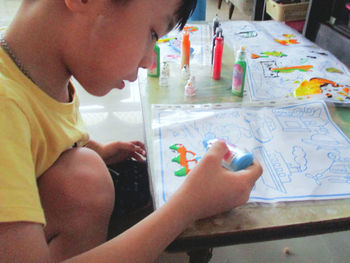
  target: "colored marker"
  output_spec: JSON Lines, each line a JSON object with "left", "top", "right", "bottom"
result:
{"left": 181, "top": 29, "right": 190, "bottom": 69}
{"left": 157, "top": 37, "right": 176, "bottom": 43}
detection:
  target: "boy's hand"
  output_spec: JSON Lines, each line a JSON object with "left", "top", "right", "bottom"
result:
{"left": 175, "top": 140, "right": 262, "bottom": 221}
{"left": 87, "top": 140, "right": 146, "bottom": 164}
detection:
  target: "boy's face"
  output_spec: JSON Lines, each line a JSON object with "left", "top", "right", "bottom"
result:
{"left": 64, "top": 0, "right": 182, "bottom": 96}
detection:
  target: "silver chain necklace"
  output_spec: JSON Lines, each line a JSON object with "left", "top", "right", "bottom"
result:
{"left": 0, "top": 33, "right": 36, "bottom": 84}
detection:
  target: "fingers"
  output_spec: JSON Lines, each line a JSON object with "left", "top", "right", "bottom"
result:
{"left": 116, "top": 141, "right": 146, "bottom": 157}
{"left": 130, "top": 152, "right": 145, "bottom": 162}
{"left": 205, "top": 140, "right": 228, "bottom": 163}
{"left": 234, "top": 159, "right": 263, "bottom": 186}
{"left": 130, "top": 140, "right": 145, "bottom": 150}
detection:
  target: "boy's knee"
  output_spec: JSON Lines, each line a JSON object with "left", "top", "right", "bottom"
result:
{"left": 41, "top": 147, "right": 115, "bottom": 219}
{"left": 68, "top": 148, "right": 115, "bottom": 217}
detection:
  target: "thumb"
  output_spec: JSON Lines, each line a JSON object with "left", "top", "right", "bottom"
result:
{"left": 206, "top": 139, "right": 229, "bottom": 160}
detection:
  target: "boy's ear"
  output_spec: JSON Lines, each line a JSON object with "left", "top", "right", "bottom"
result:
{"left": 64, "top": 0, "right": 89, "bottom": 12}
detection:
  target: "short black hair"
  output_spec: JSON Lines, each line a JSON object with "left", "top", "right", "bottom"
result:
{"left": 174, "top": 0, "right": 197, "bottom": 30}
{"left": 113, "top": 0, "right": 197, "bottom": 31}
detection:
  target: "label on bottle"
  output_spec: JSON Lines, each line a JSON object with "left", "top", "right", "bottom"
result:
{"left": 232, "top": 64, "right": 243, "bottom": 92}
{"left": 148, "top": 50, "right": 157, "bottom": 75}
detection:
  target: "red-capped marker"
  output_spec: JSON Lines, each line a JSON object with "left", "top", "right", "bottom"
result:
{"left": 212, "top": 36, "right": 223, "bottom": 80}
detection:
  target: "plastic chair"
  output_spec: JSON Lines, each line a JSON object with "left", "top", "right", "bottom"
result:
{"left": 188, "top": 0, "right": 207, "bottom": 21}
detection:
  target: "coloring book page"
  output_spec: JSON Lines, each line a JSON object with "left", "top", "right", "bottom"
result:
{"left": 220, "top": 21, "right": 350, "bottom": 104}
{"left": 151, "top": 101, "right": 350, "bottom": 209}
{"left": 246, "top": 44, "right": 350, "bottom": 103}
{"left": 220, "top": 20, "right": 315, "bottom": 50}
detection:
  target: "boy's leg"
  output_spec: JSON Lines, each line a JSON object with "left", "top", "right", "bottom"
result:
{"left": 38, "top": 147, "right": 115, "bottom": 261}
{"left": 107, "top": 160, "right": 153, "bottom": 238}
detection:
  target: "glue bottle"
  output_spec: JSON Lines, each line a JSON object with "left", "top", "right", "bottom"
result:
{"left": 212, "top": 35, "right": 223, "bottom": 80}
{"left": 181, "top": 29, "right": 190, "bottom": 69}
{"left": 203, "top": 138, "right": 254, "bottom": 171}
{"left": 148, "top": 42, "right": 160, "bottom": 77}
{"left": 232, "top": 46, "right": 247, "bottom": 97}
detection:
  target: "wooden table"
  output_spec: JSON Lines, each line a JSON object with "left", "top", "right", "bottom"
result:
{"left": 137, "top": 22, "right": 350, "bottom": 262}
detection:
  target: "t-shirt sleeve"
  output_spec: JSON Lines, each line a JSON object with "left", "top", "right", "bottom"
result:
{"left": 0, "top": 99, "right": 45, "bottom": 225}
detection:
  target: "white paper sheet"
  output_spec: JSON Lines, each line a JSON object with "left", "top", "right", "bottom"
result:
{"left": 220, "top": 21, "right": 350, "bottom": 104}
{"left": 151, "top": 101, "right": 350, "bottom": 208}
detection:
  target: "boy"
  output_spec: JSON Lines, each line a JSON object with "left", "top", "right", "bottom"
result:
{"left": 0, "top": 0, "right": 262, "bottom": 262}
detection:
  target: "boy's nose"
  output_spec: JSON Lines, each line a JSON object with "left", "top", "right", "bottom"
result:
{"left": 139, "top": 44, "right": 154, "bottom": 69}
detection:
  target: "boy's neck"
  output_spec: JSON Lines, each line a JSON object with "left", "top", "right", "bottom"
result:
{"left": 4, "top": 0, "right": 72, "bottom": 103}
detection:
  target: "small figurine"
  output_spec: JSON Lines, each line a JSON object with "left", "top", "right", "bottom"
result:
{"left": 184, "top": 76, "right": 196, "bottom": 97}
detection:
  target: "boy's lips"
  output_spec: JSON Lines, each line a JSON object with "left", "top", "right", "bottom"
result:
{"left": 126, "top": 73, "right": 138, "bottom": 82}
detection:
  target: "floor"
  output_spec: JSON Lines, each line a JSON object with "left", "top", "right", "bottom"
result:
{"left": 1, "top": 0, "right": 350, "bottom": 262}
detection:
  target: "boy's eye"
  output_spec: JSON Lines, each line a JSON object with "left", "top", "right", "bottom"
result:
{"left": 151, "top": 30, "right": 159, "bottom": 41}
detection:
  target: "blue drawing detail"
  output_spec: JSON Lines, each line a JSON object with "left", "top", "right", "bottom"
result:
{"left": 157, "top": 101, "right": 350, "bottom": 205}
{"left": 273, "top": 106, "right": 326, "bottom": 132}
{"left": 244, "top": 112, "right": 276, "bottom": 143}
{"left": 289, "top": 146, "right": 308, "bottom": 173}
{"left": 302, "top": 128, "right": 350, "bottom": 150}
{"left": 253, "top": 146, "right": 292, "bottom": 193}
{"left": 306, "top": 151, "right": 350, "bottom": 185}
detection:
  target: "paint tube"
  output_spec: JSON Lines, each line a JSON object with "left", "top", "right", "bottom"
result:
{"left": 203, "top": 138, "right": 254, "bottom": 171}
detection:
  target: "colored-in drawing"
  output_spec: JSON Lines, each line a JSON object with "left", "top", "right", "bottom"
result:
{"left": 260, "top": 61, "right": 279, "bottom": 78}
{"left": 271, "top": 65, "right": 313, "bottom": 73}
{"left": 251, "top": 51, "right": 287, "bottom": 59}
{"left": 326, "top": 67, "right": 344, "bottom": 74}
{"left": 293, "top": 78, "right": 350, "bottom": 101}
{"left": 274, "top": 34, "right": 299, "bottom": 46}
{"left": 183, "top": 25, "right": 198, "bottom": 32}
{"left": 169, "top": 143, "right": 199, "bottom": 177}
{"left": 283, "top": 34, "right": 295, "bottom": 38}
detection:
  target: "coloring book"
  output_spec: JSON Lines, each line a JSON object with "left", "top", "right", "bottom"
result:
{"left": 151, "top": 101, "right": 350, "bottom": 208}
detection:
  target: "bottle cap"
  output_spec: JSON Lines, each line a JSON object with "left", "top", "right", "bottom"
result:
{"left": 231, "top": 151, "right": 254, "bottom": 171}
{"left": 183, "top": 29, "right": 189, "bottom": 42}
{"left": 236, "top": 46, "right": 246, "bottom": 60}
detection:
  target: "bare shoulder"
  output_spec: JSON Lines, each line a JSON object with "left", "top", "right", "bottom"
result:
{"left": 0, "top": 222, "right": 50, "bottom": 263}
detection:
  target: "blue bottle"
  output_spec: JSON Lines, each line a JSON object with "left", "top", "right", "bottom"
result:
{"left": 203, "top": 138, "right": 254, "bottom": 171}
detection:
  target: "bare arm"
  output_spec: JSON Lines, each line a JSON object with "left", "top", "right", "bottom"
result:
{"left": 0, "top": 222, "right": 50, "bottom": 263}
{"left": 0, "top": 141, "right": 262, "bottom": 263}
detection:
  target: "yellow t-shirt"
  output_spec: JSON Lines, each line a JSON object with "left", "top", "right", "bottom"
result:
{"left": 0, "top": 46, "right": 89, "bottom": 225}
